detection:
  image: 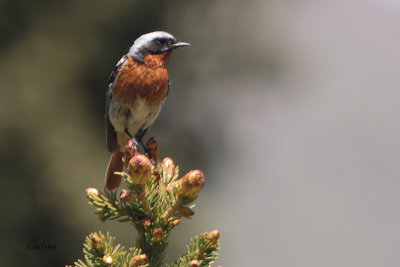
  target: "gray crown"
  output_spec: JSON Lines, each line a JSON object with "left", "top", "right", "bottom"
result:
{"left": 128, "top": 31, "right": 189, "bottom": 63}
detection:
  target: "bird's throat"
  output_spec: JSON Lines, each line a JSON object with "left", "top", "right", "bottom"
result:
{"left": 144, "top": 52, "right": 172, "bottom": 69}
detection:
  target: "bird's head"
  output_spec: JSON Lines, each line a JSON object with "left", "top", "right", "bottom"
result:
{"left": 128, "top": 31, "right": 190, "bottom": 63}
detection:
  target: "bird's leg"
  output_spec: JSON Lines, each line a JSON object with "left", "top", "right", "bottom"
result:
{"left": 125, "top": 129, "right": 139, "bottom": 152}
{"left": 136, "top": 135, "right": 151, "bottom": 159}
{"left": 126, "top": 129, "right": 153, "bottom": 162}
{"left": 125, "top": 128, "right": 133, "bottom": 139}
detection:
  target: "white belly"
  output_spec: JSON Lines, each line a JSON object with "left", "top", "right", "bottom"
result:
{"left": 108, "top": 96, "right": 161, "bottom": 137}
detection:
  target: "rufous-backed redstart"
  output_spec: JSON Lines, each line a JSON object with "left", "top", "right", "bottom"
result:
{"left": 105, "top": 31, "right": 189, "bottom": 190}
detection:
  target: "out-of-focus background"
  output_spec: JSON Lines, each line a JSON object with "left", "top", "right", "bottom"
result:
{"left": 2, "top": 0, "right": 400, "bottom": 266}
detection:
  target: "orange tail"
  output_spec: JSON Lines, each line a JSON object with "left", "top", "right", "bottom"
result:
{"left": 105, "top": 149, "right": 124, "bottom": 190}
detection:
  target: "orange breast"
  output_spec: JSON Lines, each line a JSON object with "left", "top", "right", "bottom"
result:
{"left": 113, "top": 54, "right": 170, "bottom": 106}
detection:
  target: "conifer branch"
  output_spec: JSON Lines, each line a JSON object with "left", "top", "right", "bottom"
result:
{"left": 68, "top": 231, "right": 148, "bottom": 267}
{"left": 167, "top": 231, "right": 220, "bottom": 267}
{"left": 70, "top": 139, "right": 220, "bottom": 267}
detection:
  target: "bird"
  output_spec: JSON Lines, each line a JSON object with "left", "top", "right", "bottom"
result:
{"left": 104, "top": 31, "right": 189, "bottom": 190}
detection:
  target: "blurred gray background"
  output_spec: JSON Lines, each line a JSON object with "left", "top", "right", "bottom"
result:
{"left": 1, "top": 0, "right": 400, "bottom": 266}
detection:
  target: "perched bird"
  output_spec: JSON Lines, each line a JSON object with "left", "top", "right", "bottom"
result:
{"left": 105, "top": 31, "right": 189, "bottom": 190}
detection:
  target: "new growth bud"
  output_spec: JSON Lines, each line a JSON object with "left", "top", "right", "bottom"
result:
{"left": 131, "top": 254, "right": 147, "bottom": 266}
{"left": 127, "top": 155, "right": 153, "bottom": 184}
{"left": 153, "top": 168, "right": 161, "bottom": 184}
{"left": 179, "top": 170, "right": 205, "bottom": 198}
{"left": 139, "top": 219, "right": 151, "bottom": 229}
{"left": 120, "top": 190, "right": 137, "bottom": 202}
{"left": 161, "top": 157, "right": 175, "bottom": 182}
{"left": 146, "top": 137, "right": 158, "bottom": 162}
{"left": 188, "top": 259, "right": 200, "bottom": 267}
{"left": 85, "top": 188, "right": 100, "bottom": 200}
{"left": 91, "top": 234, "right": 102, "bottom": 248}
{"left": 179, "top": 206, "right": 195, "bottom": 218}
{"left": 153, "top": 227, "right": 164, "bottom": 241}
{"left": 205, "top": 230, "right": 220, "bottom": 245}
{"left": 172, "top": 219, "right": 180, "bottom": 227}
{"left": 103, "top": 255, "right": 113, "bottom": 265}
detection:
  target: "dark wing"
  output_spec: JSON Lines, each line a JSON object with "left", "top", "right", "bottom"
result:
{"left": 105, "top": 90, "right": 117, "bottom": 152}
{"left": 167, "top": 80, "right": 171, "bottom": 97}
{"left": 105, "top": 55, "right": 127, "bottom": 152}
{"left": 109, "top": 55, "right": 128, "bottom": 86}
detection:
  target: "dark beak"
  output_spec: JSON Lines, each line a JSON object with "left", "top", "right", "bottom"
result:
{"left": 172, "top": 42, "right": 190, "bottom": 49}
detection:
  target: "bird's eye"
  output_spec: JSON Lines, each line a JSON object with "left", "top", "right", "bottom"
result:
{"left": 157, "top": 39, "right": 167, "bottom": 46}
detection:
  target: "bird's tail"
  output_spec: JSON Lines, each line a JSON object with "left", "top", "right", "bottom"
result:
{"left": 105, "top": 148, "right": 124, "bottom": 190}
